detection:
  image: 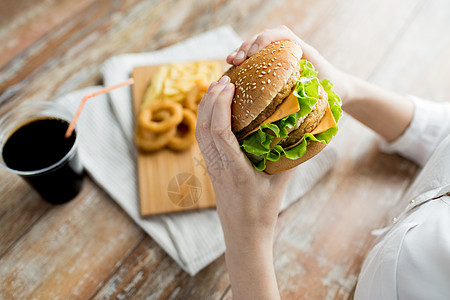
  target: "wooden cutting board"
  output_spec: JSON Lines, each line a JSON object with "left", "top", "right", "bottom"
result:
{"left": 132, "top": 62, "right": 227, "bottom": 216}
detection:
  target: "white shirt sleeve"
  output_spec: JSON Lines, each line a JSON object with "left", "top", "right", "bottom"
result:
{"left": 379, "top": 96, "right": 450, "bottom": 167}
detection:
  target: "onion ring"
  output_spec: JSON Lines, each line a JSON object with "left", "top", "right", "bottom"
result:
{"left": 168, "top": 109, "right": 197, "bottom": 151}
{"left": 135, "top": 126, "right": 176, "bottom": 152}
{"left": 185, "top": 81, "right": 209, "bottom": 113}
{"left": 139, "top": 101, "right": 183, "bottom": 133}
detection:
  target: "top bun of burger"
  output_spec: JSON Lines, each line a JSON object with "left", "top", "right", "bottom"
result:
{"left": 225, "top": 41, "right": 342, "bottom": 174}
{"left": 227, "top": 41, "right": 302, "bottom": 135}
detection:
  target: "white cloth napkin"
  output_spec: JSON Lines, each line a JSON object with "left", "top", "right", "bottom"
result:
{"left": 56, "top": 26, "right": 338, "bottom": 275}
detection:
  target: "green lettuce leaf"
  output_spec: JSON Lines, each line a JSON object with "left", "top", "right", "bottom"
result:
{"left": 321, "top": 78, "right": 342, "bottom": 124}
{"left": 293, "top": 60, "right": 321, "bottom": 118}
{"left": 240, "top": 59, "right": 342, "bottom": 171}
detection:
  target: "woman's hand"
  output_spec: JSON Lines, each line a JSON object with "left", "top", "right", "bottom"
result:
{"left": 227, "top": 25, "right": 352, "bottom": 104}
{"left": 195, "top": 75, "right": 294, "bottom": 300}
{"left": 195, "top": 75, "right": 294, "bottom": 243}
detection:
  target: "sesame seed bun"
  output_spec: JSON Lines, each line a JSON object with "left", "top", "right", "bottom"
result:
{"left": 226, "top": 41, "right": 303, "bottom": 134}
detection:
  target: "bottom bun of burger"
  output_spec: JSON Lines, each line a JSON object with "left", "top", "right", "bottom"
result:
{"left": 263, "top": 141, "right": 327, "bottom": 174}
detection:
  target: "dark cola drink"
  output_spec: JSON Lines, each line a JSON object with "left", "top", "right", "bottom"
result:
{"left": 0, "top": 103, "right": 84, "bottom": 204}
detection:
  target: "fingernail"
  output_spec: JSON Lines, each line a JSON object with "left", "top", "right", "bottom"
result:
{"left": 229, "top": 50, "right": 238, "bottom": 57}
{"left": 236, "top": 50, "right": 245, "bottom": 59}
{"left": 224, "top": 83, "right": 234, "bottom": 90}
{"left": 219, "top": 76, "right": 230, "bottom": 85}
{"left": 248, "top": 44, "right": 258, "bottom": 56}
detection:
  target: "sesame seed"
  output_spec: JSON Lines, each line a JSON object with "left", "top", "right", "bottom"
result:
{"left": 268, "top": 79, "right": 271, "bottom": 83}
{"left": 258, "top": 75, "right": 263, "bottom": 77}
{"left": 262, "top": 81, "right": 266, "bottom": 84}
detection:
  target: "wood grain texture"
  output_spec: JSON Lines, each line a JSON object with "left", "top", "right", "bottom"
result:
{"left": 308, "top": 0, "right": 423, "bottom": 79}
{"left": 132, "top": 65, "right": 218, "bottom": 216}
{"left": 92, "top": 236, "right": 230, "bottom": 299}
{"left": 0, "top": 179, "right": 143, "bottom": 299}
{"left": 1, "top": 0, "right": 449, "bottom": 299}
{"left": 0, "top": 170, "right": 51, "bottom": 256}
{"left": 370, "top": 0, "right": 450, "bottom": 101}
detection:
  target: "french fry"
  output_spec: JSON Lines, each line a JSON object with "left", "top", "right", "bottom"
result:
{"left": 140, "top": 60, "right": 222, "bottom": 110}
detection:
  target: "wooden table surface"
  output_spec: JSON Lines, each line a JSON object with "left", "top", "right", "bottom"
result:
{"left": 1, "top": 0, "right": 449, "bottom": 299}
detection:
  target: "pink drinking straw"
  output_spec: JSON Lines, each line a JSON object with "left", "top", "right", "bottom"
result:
{"left": 65, "top": 78, "right": 135, "bottom": 138}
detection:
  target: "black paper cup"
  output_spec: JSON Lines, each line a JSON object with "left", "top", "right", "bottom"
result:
{"left": 0, "top": 101, "right": 84, "bottom": 204}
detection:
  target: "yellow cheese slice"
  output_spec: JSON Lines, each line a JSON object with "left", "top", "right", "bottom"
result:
{"left": 242, "top": 91, "right": 300, "bottom": 139}
{"left": 264, "top": 91, "right": 300, "bottom": 125}
{"left": 285, "top": 102, "right": 336, "bottom": 150}
{"left": 311, "top": 102, "right": 336, "bottom": 135}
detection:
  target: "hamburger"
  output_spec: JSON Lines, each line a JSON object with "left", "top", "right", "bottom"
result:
{"left": 225, "top": 41, "right": 342, "bottom": 174}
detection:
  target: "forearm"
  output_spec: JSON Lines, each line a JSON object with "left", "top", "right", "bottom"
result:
{"left": 224, "top": 232, "right": 280, "bottom": 300}
{"left": 343, "top": 75, "right": 414, "bottom": 142}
